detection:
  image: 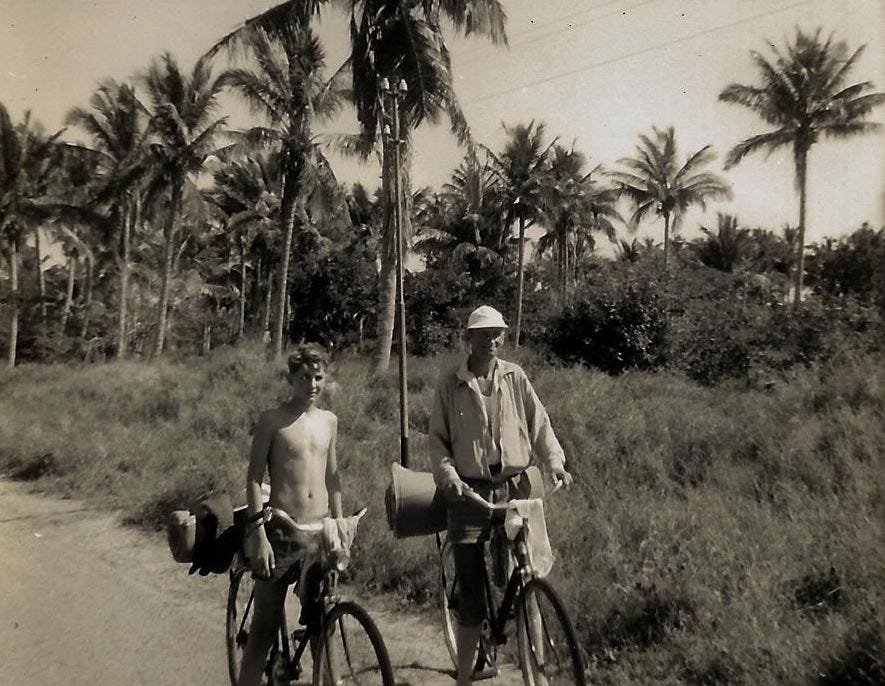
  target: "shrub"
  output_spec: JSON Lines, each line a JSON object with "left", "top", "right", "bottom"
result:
{"left": 546, "top": 271, "right": 667, "bottom": 373}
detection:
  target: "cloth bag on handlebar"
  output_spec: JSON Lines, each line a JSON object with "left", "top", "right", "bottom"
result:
{"left": 504, "top": 499, "right": 554, "bottom": 578}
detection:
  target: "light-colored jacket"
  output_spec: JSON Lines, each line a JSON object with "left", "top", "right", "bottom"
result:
{"left": 429, "top": 358, "right": 566, "bottom": 487}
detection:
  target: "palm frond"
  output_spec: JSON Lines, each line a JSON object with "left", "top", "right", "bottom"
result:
{"left": 219, "top": 68, "right": 289, "bottom": 124}
{"left": 437, "top": 0, "right": 508, "bottom": 45}
{"left": 724, "top": 130, "right": 794, "bottom": 169}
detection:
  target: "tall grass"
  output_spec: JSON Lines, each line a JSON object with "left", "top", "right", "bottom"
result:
{"left": 1, "top": 341, "right": 882, "bottom": 684}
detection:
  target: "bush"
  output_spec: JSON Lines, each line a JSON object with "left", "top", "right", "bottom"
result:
{"left": 542, "top": 260, "right": 884, "bottom": 385}
{"left": 546, "top": 270, "right": 667, "bottom": 373}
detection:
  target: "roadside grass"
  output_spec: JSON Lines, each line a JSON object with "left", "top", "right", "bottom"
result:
{"left": 1, "top": 341, "right": 882, "bottom": 685}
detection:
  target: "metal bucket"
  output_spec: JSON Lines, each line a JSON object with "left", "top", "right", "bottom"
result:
{"left": 167, "top": 510, "right": 197, "bottom": 563}
{"left": 384, "top": 463, "right": 448, "bottom": 538}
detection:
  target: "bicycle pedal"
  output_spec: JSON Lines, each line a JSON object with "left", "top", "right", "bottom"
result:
{"left": 471, "top": 665, "right": 499, "bottom": 681}
{"left": 290, "top": 628, "right": 307, "bottom": 642}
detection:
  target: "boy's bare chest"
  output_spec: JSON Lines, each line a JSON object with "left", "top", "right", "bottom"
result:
{"left": 271, "top": 414, "right": 331, "bottom": 457}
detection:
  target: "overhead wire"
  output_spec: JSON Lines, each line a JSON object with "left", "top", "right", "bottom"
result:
{"left": 463, "top": 0, "right": 824, "bottom": 106}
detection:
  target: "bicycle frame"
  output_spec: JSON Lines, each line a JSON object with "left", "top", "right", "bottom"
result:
{"left": 482, "top": 523, "right": 534, "bottom": 647}
{"left": 439, "top": 478, "right": 586, "bottom": 685}
{"left": 457, "top": 481, "right": 561, "bottom": 659}
{"left": 269, "top": 566, "right": 337, "bottom": 682}
{"left": 230, "top": 507, "right": 372, "bottom": 685}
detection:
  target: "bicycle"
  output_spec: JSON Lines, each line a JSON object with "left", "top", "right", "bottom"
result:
{"left": 226, "top": 507, "right": 395, "bottom": 686}
{"left": 438, "top": 479, "right": 586, "bottom": 685}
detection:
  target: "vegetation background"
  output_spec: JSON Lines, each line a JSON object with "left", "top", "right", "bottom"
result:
{"left": 2, "top": 1, "right": 884, "bottom": 684}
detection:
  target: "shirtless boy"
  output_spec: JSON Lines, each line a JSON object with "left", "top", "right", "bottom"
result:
{"left": 238, "top": 343, "right": 342, "bottom": 686}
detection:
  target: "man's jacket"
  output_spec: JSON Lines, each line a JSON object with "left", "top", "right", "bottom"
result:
{"left": 429, "top": 358, "right": 566, "bottom": 487}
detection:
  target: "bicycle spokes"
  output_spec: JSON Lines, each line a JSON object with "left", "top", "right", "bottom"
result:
{"left": 517, "top": 579, "right": 586, "bottom": 686}
{"left": 314, "top": 601, "right": 394, "bottom": 685}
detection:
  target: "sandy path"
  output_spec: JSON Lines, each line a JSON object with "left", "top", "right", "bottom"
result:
{"left": 0, "top": 480, "right": 523, "bottom": 685}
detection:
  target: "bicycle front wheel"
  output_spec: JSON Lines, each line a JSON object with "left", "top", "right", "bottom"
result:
{"left": 516, "top": 578, "right": 586, "bottom": 686}
{"left": 227, "top": 565, "right": 257, "bottom": 686}
{"left": 438, "top": 539, "right": 459, "bottom": 667}
{"left": 312, "top": 600, "right": 395, "bottom": 686}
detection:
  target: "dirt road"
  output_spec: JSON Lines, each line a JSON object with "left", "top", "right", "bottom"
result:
{"left": 0, "top": 480, "right": 523, "bottom": 686}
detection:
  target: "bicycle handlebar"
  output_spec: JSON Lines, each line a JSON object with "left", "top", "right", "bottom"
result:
{"left": 267, "top": 506, "right": 367, "bottom": 533}
{"left": 460, "top": 477, "right": 563, "bottom": 511}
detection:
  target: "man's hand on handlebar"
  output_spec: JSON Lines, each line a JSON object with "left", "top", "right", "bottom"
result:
{"left": 443, "top": 479, "right": 474, "bottom": 502}
{"left": 551, "top": 464, "right": 574, "bottom": 489}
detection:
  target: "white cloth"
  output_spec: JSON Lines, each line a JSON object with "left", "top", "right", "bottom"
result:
{"left": 321, "top": 512, "right": 362, "bottom": 568}
{"left": 504, "top": 498, "right": 554, "bottom": 578}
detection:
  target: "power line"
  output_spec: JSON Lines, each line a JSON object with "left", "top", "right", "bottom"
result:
{"left": 463, "top": 0, "right": 823, "bottom": 106}
{"left": 454, "top": 0, "right": 658, "bottom": 61}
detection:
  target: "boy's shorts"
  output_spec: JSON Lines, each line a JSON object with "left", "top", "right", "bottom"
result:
{"left": 264, "top": 518, "right": 309, "bottom": 580}
{"left": 262, "top": 516, "right": 326, "bottom": 626}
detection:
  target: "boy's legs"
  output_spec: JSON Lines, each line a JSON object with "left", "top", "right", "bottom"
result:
{"left": 237, "top": 576, "right": 288, "bottom": 686}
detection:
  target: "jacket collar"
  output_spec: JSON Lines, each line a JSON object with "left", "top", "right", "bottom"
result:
{"left": 455, "top": 357, "right": 517, "bottom": 385}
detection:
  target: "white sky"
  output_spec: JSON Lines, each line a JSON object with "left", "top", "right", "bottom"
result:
{"left": 2, "top": 0, "right": 883, "bottom": 249}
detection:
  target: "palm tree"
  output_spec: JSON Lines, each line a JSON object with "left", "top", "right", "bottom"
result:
{"left": 719, "top": 28, "right": 884, "bottom": 306}
{"left": 615, "top": 238, "right": 642, "bottom": 263}
{"left": 485, "top": 120, "right": 555, "bottom": 346}
{"left": 141, "top": 54, "right": 226, "bottom": 359}
{"left": 608, "top": 126, "right": 732, "bottom": 271}
{"left": 207, "top": 153, "right": 284, "bottom": 339}
{"left": 44, "top": 147, "right": 104, "bottom": 344}
{"left": 537, "top": 144, "right": 620, "bottom": 297}
{"left": 692, "top": 213, "right": 752, "bottom": 273}
{"left": 210, "top": 0, "right": 507, "bottom": 371}
{"left": 66, "top": 80, "right": 150, "bottom": 357}
{"left": 415, "top": 146, "right": 507, "bottom": 275}
{"left": 218, "top": 23, "right": 347, "bottom": 359}
{"left": 0, "top": 104, "right": 65, "bottom": 367}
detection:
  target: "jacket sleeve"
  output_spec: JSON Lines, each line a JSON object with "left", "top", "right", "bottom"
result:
{"left": 519, "top": 371, "right": 566, "bottom": 472}
{"left": 428, "top": 373, "right": 460, "bottom": 489}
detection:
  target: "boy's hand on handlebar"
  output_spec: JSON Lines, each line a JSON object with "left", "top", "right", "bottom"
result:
{"left": 246, "top": 527, "right": 275, "bottom": 579}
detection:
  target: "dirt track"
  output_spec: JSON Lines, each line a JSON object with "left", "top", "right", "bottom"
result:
{"left": 0, "top": 480, "right": 523, "bottom": 685}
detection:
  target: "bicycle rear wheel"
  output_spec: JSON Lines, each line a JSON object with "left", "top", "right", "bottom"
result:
{"left": 515, "top": 578, "right": 585, "bottom": 686}
{"left": 439, "top": 538, "right": 502, "bottom": 678}
{"left": 312, "top": 601, "right": 395, "bottom": 685}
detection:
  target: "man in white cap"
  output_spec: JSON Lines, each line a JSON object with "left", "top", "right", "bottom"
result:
{"left": 429, "top": 304, "right": 572, "bottom": 685}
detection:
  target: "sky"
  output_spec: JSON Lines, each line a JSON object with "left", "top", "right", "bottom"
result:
{"left": 2, "top": 0, "right": 883, "bottom": 251}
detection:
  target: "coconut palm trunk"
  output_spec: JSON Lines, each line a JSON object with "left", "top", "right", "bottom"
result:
{"left": 79, "top": 249, "right": 94, "bottom": 344}
{"left": 61, "top": 248, "right": 77, "bottom": 333}
{"left": 663, "top": 211, "right": 671, "bottom": 271}
{"left": 793, "top": 146, "right": 809, "bottom": 307}
{"left": 238, "top": 235, "right": 247, "bottom": 339}
{"left": 373, "top": 137, "right": 398, "bottom": 372}
{"left": 34, "top": 226, "right": 47, "bottom": 327}
{"left": 116, "top": 196, "right": 136, "bottom": 358}
{"left": 514, "top": 215, "right": 527, "bottom": 347}
{"left": 373, "top": 130, "right": 410, "bottom": 374}
{"left": 7, "top": 233, "right": 20, "bottom": 368}
{"left": 263, "top": 270, "right": 274, "bottom": 340}
{"left": 272, "top": 150, "right": 304, "bottom": 360}
{"left": 153, "top": 176, "right": 183, "bottom": 359}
